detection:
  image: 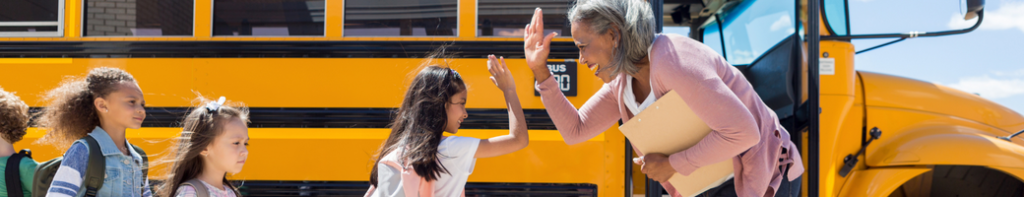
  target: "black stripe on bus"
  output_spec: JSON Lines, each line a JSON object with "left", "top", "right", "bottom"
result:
{"left": 30, "top": 107, "right": 557, "bottom": 130}
{"left": 230, "top": 181, "right": 597, "bottom": 196}
{"left": 0, "top": 41, "right": 580, "bottom": 59}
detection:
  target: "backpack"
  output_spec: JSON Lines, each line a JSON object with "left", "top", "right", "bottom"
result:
{"left": 364, "top": 150, "right": 438, "bottom": 197}
{"left": 5, "top": 149, "right": 32, "bottom": 197}
{"left": 31, "top": 135, "right": 149, "bottom": 197}
{"left": 180, "top": 179, "right": 241, "bottom": 197}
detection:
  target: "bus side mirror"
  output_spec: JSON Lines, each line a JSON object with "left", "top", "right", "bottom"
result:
{"left": 964, "top": 0, "right": 984, "bottom": 20}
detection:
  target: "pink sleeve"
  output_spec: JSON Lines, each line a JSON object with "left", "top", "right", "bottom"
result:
{"left": 653, "top": 38, "right": 761, "bottom": 176}
{"left": 536, "top": 76, "right": 621, "bottom": 145}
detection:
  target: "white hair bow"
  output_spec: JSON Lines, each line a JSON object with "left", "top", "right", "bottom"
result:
{"left": 205, "top": 96, "right": 227, "bottom": 112}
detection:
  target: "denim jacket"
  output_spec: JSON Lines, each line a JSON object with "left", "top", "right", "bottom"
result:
{"left": 64, "top": 127, "right": 151, "bottom": 197}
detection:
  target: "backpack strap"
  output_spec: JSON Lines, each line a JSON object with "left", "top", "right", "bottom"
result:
{"left": 129, "top": 144, "right": 147, "bottom": 177}
{"left": 6, "top": 149, "right": 30, "bottom": 197}
{"left": 380, "top": 154, "right": 435, "bottom": 197}
{"left": 128, "top": 144, "right": 148, "bottom": 194}
{"left": 181, "top": 179, "right": 211, "bottom": 197}
{"left": 81, "top": 136, "right": 106, "bottom": 197}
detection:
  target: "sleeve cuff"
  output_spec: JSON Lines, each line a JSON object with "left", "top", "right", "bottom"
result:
{"left": 535, "top": 75, "right": 561, "bottom": 95}
{"left": 668, "top": 152, "right": 699, "bottom": 176}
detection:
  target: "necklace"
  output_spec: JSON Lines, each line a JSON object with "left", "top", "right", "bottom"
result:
{"left": 119, "top": 145, "right": 129, "bottom": 155}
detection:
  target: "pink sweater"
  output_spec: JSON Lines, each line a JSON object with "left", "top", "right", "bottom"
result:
{"left": 536, "top": 34, "right": 804, "bottom": 197}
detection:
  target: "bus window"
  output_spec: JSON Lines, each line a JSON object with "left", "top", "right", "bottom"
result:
{"left": 702, "top": 21, "right": 726, "bottom": 59}
{"left": 84, "top": 0, "right": 193, "bottom": 36}
{"left": 716, "top": 0, "right": 795, "bottom": 65}
{"left": 477, "top": 0, "right": 573, "bottom": 37}
{"left": 213, "top": 0, "right": 325, "bottom": 36}
{"left": 0, "top": 0, "right": 62, "bottom": 37}
{"left": 344, "top": 0, "right": 457, "bottom": 36}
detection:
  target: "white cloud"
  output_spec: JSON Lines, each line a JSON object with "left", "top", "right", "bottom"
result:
{"left": 993, "top": 68, "right": 1024, "bottom": 77}
{"left": 948, "top": 1, "right": 1024, "bottom": 33}
{"left": 770, "top": 14, "right": 793, "bottom": 32}
{"left": 947, "top": 75, "right": 1024, "bottom": 99}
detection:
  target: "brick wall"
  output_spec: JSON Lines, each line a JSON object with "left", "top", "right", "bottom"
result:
{"left": 86, "top": 0, "right": 137, "bottom": 36}
{"left": 85, "top": 0, "right": 193, "bottom": 36}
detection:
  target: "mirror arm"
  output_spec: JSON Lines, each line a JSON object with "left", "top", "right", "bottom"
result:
{"left": 854, "top": 38, "right": 905, "bottom": 54}
{"left": 822, "top": 10, "right": 984, "bottom": 40}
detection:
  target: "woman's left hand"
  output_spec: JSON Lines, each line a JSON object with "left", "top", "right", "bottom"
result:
{"left": 634, "top": 153, "right": 676, "bottom": 182}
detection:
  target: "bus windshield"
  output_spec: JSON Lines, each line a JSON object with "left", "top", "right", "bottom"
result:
{"left": 702, "top": 0, "right": 797, "bottom": 65}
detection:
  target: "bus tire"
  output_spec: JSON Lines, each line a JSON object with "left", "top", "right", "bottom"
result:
{"left": 930, "top": 165, "right": 1024, "bottom": 197}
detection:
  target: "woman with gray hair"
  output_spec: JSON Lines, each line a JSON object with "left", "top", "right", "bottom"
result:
{"left": 521, "top": 0, "right": 803, "bottom": 196}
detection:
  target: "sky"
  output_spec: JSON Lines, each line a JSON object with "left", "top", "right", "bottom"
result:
{"left": 849, "top": 0, "right": 1024, "bottom": 115}
{"left": 664, "top": 0, "right": 1024, "bottom": 115}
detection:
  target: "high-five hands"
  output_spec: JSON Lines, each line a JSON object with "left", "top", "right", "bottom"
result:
{"left": 524, "top": 8, "right": 558, "bottom": 82}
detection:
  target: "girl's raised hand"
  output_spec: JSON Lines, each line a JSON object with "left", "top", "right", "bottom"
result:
{"left": 487, "top": 54, "right": 516, "bottom": 92}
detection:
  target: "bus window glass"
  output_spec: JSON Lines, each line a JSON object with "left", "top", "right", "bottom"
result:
{"left": 717, "top": 0, "right": 795, "bottom": 65}
{"left": 214, "top": 0, "right": 326, "bottom": 36}
{"left": 0, "top": 0, "right": 61, "bottom": 36}
{"left": 344, "top": 0, "right": 458, "bottom": 36}
{"left": 702, "top": 22, "right": 726, "bottom": 58}
{"left": 84, "top": 0, "right": 193, "bottom": 36}
{"left": 477, "top": 0, "right": 572, "bottom": 37}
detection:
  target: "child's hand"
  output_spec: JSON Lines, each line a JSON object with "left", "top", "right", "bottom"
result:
{"left": 487, "top": 54, "right": 516, "bottom": 92}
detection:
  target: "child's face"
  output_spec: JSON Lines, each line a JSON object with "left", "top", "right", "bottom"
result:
{"left": 203, "top": 117, "right": 250, "bottom": 174}
{"left": 97, "top": 82, "right": 146, "bottom": 130}
{"left": 444, "top": 90, "right": 468, "bottom": 134}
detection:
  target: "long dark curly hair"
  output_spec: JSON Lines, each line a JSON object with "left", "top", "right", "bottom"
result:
{"left": 36, "top": 67, "right": 136, "bottom": 150}
{"left": 369, "top": 61, "right": 467, "bottom": 186}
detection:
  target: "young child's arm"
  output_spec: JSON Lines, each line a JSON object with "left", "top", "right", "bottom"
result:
{"left": 475, "top": 55, "right": 530, "bottom": 158}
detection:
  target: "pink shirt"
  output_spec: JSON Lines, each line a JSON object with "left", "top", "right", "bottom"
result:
{"left": 536, "top": 34, "right": 804, "bottom": 197}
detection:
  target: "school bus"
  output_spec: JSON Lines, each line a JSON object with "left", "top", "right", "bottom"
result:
{"left": 3, "top": 0, "right": 1023, "bottom": 196}
{"left": 0, "top": 0, "right": 627, "bottom": 196}
{"left": 637, "top": 0, "right": 1024, "bottom": 196}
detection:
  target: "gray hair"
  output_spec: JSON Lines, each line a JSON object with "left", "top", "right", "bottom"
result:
{"left": 568, "top": 0, "right": 656, "bottom": 75}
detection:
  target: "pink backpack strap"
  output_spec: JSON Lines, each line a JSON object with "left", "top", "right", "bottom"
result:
{"left": 364, "top": 185, "right": 376, "bottom": 197}
{"left": 373, "top": 149, "right": 437, "bottom": 197}
{"left": 381, "top": 160, "right": 436, "bottom": 197}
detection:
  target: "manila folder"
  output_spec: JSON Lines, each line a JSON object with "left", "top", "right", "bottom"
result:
{"left": 619, "top": 90, "right": 735, "bottom": 197}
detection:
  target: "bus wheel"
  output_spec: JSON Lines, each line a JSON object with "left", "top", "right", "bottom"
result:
{"left": 890, "top": 165, "right": 1024, "bottom": 197}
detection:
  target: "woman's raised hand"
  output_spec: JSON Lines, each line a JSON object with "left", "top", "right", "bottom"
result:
{"left": 488, "top": 54, "right": 516, "bottom": 92}
{"left": 524, "top": 8, "right": 558, "bottom": 82}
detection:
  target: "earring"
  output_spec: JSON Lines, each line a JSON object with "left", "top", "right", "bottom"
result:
{"left": 104, "top": 109, "right": 109, "bottom": 113}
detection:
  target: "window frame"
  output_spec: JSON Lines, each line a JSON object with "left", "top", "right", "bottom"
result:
{"left": 0, "top": 0, "right": 65, "bottom": 37}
